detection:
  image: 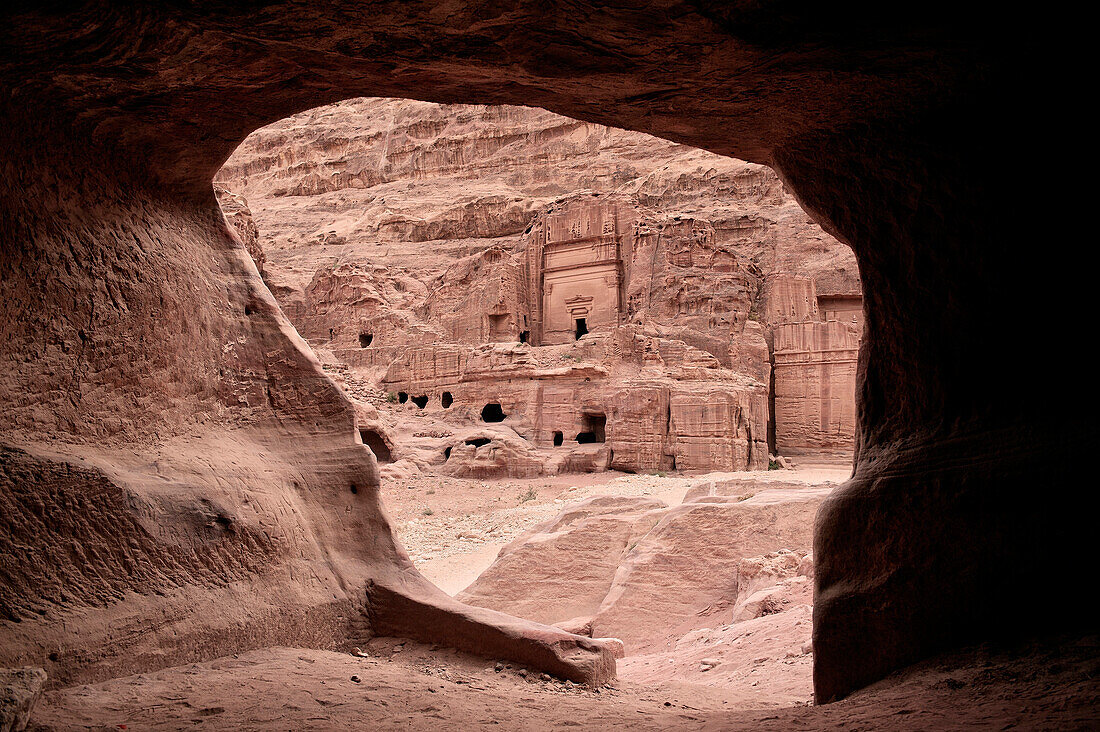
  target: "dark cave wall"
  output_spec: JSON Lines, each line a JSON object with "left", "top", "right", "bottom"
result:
{"left": 1, "top": 1, "right": 1087, "bottom": 700}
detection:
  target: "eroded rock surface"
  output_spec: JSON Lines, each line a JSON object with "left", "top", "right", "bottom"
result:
{"left": 216, "top": 99, "right": 862, "bottom": 475}
{"left": 456, "top": 473, "right": 831, "bottom": 702}
{"left": 1, "top": 667, "right": 46, "bottom": 732}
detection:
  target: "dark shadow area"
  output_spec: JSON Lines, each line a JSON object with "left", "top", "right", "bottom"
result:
{"left": 359, "top": 429, "right": 392, "bottom": 462}
{"left": 359, "top": 332, "right": 373, "bottom": 347}
{"left": 411, "top": 395, "right": 428, "bottom": 409}
{"left": 481, "top": 403, "right": 506, "bottom": 422}
{"left": 441, "top": 392, "right": 453, "bottom": 409}
{"left": 577, "top": 413, "right": 605, "bottom": 443}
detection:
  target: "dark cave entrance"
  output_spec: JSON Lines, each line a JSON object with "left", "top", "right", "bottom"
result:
{"left": 576, "top": 413, "right": 606, "bottom": 444}
{"left": 360, "top": 429, "right": 392, "bottom": 463}
{"left": 441, "top": 391, "right": 453, "bottom": 408}
{"left": 359, "top": 332, "right": 373, "bottom": 347}
{"left": 481, "top": 403, "right": 506, "bottom": 422}
{"left": 398, "top": 392, "right": 408, "bottom": 404}
{"left": 553, "top": 431, "right": 564, "bottom": 447}
{"left": 574, "top": 318, "right": 588, "bottom": 340}
{"left": 465, "top": 437, "right": 491, "bottom": 448}
{"left": 411, "top": 395, "right": 429, "bottom": 409}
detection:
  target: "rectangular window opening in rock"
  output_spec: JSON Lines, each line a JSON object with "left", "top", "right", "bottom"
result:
{"left": 577, "top": 413, "right": 606, "bottom": 443}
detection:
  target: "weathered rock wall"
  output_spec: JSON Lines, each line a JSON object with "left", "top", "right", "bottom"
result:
{"left": 459, "top": 483, "right": 829, "bottom": 653}
{"left": 217, "top": 100, "right": 857, "bottom": 472}
{"left": 215, "top": 99, "right": 859, "bottom": 357}
{"left": 765, "top": 276, "right": 861, "bottom": 456}
{"left": 0, "top": 95, "right": 614, "bottom": 688}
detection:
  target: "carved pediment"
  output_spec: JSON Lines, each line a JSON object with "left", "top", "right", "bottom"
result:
{"left": 565, "top": 294, "right": 594, "bottom": 316}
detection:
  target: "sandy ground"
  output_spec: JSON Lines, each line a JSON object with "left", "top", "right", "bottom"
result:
{"left": 23, "top": 465, "right": 1099, "bottom": 729}
{"left": 381, "top": 465, "right": 851, "bottom": 595}
{"left": 30, "top": 635, "right": 1099, "bottom": 730}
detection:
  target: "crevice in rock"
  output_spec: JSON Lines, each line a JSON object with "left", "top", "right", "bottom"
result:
{"left": 360, "top": 429, "right": 392, "bottom": 463}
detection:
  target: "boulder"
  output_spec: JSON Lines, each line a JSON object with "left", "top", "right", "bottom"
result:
{"left": 1, "top": 667, "right": 46, "bottom": 732}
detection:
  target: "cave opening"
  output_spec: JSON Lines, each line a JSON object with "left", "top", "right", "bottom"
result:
{"left": 359, "top": 429, "right": 392, "bottom": 463}
{"left": 411, "top": 395, "right": 429, "bottom": 409}
{"left": 519, "top": 330, "right": 529, "bottom": 343}
{"left": 441, "top": 391, "right": 453, "bottom": 408}
{"left": 553, "top": 431, "right": 564, "bottom": 447}
{"left": 576, "top": 413, "right": 606, "bottom": 443}
{"left": 465, "top": 437, "right": 491, "bottom": 448}
{"left": 574, "top": 317, "right": 588, "bottom": 340}
{"left": 359, "top": 332, "right": 373, "bottom": 347}
{"left": 481, "top": 403, "right": 506, "bottom": 422}
{"left": 3, "top": 6, "right": 1079, "bottom": 724}
{"left": 398, "top": 392, "right": 408, "bottom": 404}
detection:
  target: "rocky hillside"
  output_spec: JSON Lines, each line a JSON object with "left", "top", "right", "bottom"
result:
{"left": 216, "top": 98, "right": 862, "bottom": 475}
{"left": 216, "top": 98, "right": 858, "bottom": 326}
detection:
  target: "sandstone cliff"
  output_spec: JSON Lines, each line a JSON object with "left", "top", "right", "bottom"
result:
{"left": 216, "top": 98, "right": 861, "bottom": 474}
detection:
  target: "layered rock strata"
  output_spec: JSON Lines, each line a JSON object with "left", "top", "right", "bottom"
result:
{"left": 217, "top": 101, "right": 860, "bottom": 475}
{"left": 458, "top": 480, "right": 830, "bottom": 653}
{"left": 766, "top": 276, "right": 862, "bottom": 456}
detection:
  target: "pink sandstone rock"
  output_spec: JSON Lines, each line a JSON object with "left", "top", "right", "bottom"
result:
{"left": 215, "top": 100, "right": 861, "bottom": 475}
{"left": 460, "top": 483, "right": 830, "bottom": 654}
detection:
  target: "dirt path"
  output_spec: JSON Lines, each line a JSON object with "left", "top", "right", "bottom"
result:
{"left": 384, "top": 466, "right": 851, "bottom": 595}
{"left": 31, "top": 635, "right": 1099, "bottom": 730}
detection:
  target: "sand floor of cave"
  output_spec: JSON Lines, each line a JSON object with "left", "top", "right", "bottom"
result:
{"left": 383, "top": 464, "right": 852, "bottom": 595}
{"left": 32, "top": 635, "right": 1098, "bottom": 731}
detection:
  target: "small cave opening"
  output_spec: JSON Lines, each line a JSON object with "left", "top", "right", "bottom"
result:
{"left": 359, "top": 429, "right": 392, "bottom": 463}
{"left": 481, "top": 403, "right": 507, "bottom": 422}
{"left": 553, "top": 430, "right": 564, "bottom": 447}
{"left": 519, "top": 330, "right": 529, "bottom": 344}
{"left": 411, "top": 395, "right": 429, "bottom": 409}
{"left": 576, "top": 413, "right": 606, "bottom": 443}
{"left": 443, "top": 446, "right": 452, "bottom": 460}
{"left": 465, "top": 437, "right": 491, "bottom": 448}
{"left": 574, "top": 317, "right": 588, "bottom": 340}
{"left": 359, "top": 332, "right": 373, "bottom": 347}
{"left": 441, "top": 391, "right": 453, "bottom": 408}
{"left": 398, "top": 392, "right": 408, "bottom": 404}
